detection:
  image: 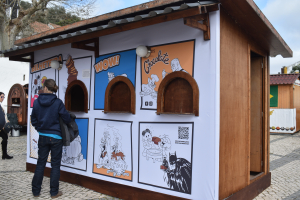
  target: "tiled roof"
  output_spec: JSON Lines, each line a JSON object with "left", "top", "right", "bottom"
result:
{"left": 30, "top": 22, "right": 61, "bottom": 34}
{"left": 270, "top": 74, "right": 300, "bottom": 85}
{"left": 1, "top": 2, "right": 214, "bottom": 54}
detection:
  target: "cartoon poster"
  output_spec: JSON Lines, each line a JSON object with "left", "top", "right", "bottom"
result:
{"left": 93, "top": 119, "right": 132, "bottom": 181}
{"left": 94, "top": 49, "right": 136, "bottom": 110}
{"left": 61, "top": 118, "right": 89, "bottom": 171}
{"left": 140, "top": 40, "right": 195, "bottom": 110}
{"left": 30, "top": 119, "right": 51, "bottom": 162}
{"left": 138, "top": 122, "right": 193, "bottom": 194}
{"left": 30, "top": 118, "right": 88, "bottom": 171}
{"left": 30, "top": 55, "right": 61, "bottom": 107}
{"left": 58, "top": 56, "right": 92, "bottom": 109}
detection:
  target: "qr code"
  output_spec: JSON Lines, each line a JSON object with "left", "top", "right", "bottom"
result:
{"left": 178, "top": 126, "right": 189, "bottom": 140}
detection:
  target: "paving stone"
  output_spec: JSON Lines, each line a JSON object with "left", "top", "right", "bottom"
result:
{"left": 2, "top": 132, "right": 300, "bottom": 199}
{"left": 0, "top": 133, "right": 121, "bottom": 200}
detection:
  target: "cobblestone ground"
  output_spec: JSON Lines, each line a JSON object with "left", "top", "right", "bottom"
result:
{"left": 2, "top": 132, "right": 300, "bottom": 199}
{"left": 0, "top": 133, "right": 120, "bottom": 200}
{"left": 254, "top": 131, "right": 300, "bottom": 200}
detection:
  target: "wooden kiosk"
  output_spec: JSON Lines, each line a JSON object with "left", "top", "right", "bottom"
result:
{"left": 2, "top": 0, "right": 292, "bottom": 199}
{"left": 269, "top": 73, "right": 300, "bottom": 134}
{"left": 7, "top": 83, "right": 28, "bottom": 126}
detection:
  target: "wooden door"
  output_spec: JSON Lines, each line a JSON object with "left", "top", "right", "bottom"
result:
{"left": 250, "top": 55, "right": 263, "bottom": 172}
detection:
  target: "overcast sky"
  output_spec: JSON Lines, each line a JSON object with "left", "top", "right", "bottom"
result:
{"left": 92, "top": 0, "right": 299, "bottom": 74}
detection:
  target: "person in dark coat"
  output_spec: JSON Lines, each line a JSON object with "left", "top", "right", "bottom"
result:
{"left": 31, "top": 79, "right": 71, "bottom": 198}
{"left": 0, "top": 92, "right": 13, "bottom": 159}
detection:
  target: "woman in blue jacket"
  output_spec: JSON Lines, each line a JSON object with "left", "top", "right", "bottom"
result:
{"left": 31, "top": 79, "right": 71, "bottom": 199}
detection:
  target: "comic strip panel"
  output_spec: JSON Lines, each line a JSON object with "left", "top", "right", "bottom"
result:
{"left": 94, "top": 49, "right": 137, "bottom": 110}
{"left": 140, "top": 40, "right": 194, "bottom": 110}
{"left": 138, "top": 122, "right": 193, "bottom": 194}
{"left": 58, "top": 56, "right": 92, "bottom": 109}
{"left": 93, "top": 119, "right": 132, "bottom": 181}
{"left": 61, "top": 118, "right": 89, "bottom": 171}
{"left": 29, "top": 119, "right": 51, "bottom": 162}
{"left": 30, "top": 68, "right": 56, "bottom": 108}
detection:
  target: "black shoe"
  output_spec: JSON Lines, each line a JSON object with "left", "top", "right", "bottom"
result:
{"left": 2, "top": 154, "right": 13, "bottom": 159}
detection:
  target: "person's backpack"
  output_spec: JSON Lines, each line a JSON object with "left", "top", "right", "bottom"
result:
{"left": 59, "top": 112, "right": 79, "bottom": 146}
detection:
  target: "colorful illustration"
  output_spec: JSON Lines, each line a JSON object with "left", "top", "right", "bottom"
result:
{"left": 93, "top": 119, "right": 132, "bottom": 181}
{"left": 140, "top": 41, "right": 194, "bottom": 109}
{"left": 94, "top": 49, "right": 137, "bottom": 110}
{"left": 30, "top": 118, "right": 88, "bottom": 170}
{"left": 61, "top": 118, "right": 88, "bottom": 170}
{"left": 30, "top": 55, "right": 61, "bottom": 107}
{"left": 58, "top": 56, "right": 92, "bottom": 109}
{"left": 139, "top": 122, "right": 193, "bottom": 194}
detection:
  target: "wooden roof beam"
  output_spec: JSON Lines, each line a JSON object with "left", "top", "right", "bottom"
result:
{"left": 71, "top": 38, "right": 99, "bottom": 58}
{"left": 184, "top": 13, "right": 210, "bottom": 40}
{"left": 9, "top": 52, "right": 34, "bottom": 66}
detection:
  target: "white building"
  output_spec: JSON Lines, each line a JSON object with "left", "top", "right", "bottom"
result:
{"left": 0, "top": 58, "right": 29, "bottom": 112}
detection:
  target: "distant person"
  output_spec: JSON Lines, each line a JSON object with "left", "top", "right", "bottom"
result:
{"left": 0, "top": 92, "right": 13, "bottom": 160}
{"left": 31, "top": 79, "right": 71, "bottom": 198}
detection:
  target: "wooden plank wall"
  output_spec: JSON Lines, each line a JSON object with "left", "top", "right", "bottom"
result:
{"left": 271, "top": 85, "right": 293, "bottom": 108}
{"left": 293, "top": 85, "right": 300, "bottom": 109}
{"left": 220, "top": 7, "right": 269, "bottom": 200}
{"left": 294, "top": 85, "right": 300, "bottom": 132}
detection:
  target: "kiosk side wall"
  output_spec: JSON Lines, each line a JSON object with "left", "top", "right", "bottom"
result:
{"left": 219, "top": 7, "right": 270, "bottom": 200}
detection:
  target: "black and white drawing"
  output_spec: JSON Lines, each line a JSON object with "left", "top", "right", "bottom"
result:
{"left": 93, "top": 119, "right": 132, "bottom": 181}
{"left": 107, "top": 72, "right": 127, "bottom": 83}
{"left": 62, "top": 135, "right": 84, "bottom": 165}
{"left": 161, "top": 152, "right": 192, "bottom": 194}
{"left": 139, "top": 122, "right": 193, "bottom": 194}
{"left": 140, "top": 74, "right": 159, "bottom": 100}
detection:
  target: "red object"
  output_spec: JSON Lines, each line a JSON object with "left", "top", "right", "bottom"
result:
{"left": 152, "top": 137, "right": 161, "bottom": 145}
{"left": 270, "top": 74, "right": 300, "bottom": 85}
{"left": 276, "top": 127, "right": 280, "bottom": 130}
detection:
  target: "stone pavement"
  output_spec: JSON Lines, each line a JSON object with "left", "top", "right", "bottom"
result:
{"left": 254, "top": 132, "right": 300, "bottom": 200}
{"left": 2, "top": 132, "right": 300, "bottom": 199}
{"left": 0, "top": 133, "right": 120, "bottom": 200}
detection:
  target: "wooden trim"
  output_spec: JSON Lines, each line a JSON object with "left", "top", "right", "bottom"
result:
{"left": 225, "top": 172, "right": 271, "bottom": 200}
{"left": 247, "top": 45, "right": 251, "bottom": 185}
{"left": 290, "top": 85, "right": 294, "bottom": 108}
{"left": 26, "top": 162, "right": 187, "bottom": 200}
{"left": 9, "top": 52, "right": 34, "bottom": 63}
{"left": 71, "top": 38, "right": 99, "bottom": 58}
{"left": 156, "top": 71, "right": 199, "bottom": 116}
{"left": 65, "top": 80, "right": 88, "bottom": 113}
{"left": 183, "top": 13, "right": 210, "bottom": 40}
{"left": 5, "top": 7, "right": 203, "bottom": 57}
{"left": 7, "top": 84, "right": 27, "bottom": 126}
{"left": 104, "top": 76, "right": 135, "bottom": 114}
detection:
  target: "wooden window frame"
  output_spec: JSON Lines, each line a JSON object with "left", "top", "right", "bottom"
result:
{"left": 104, "top": 76, "right": 135, "bottom": 114}
{"left": 157, "top": 71, "right": 199, "bottom": 116}
{"left": 65, "top": 80, "right": 88, "bottom": 113}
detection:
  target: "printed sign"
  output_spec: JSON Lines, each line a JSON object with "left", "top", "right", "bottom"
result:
{"left": 138, "top": 122, "right": 193, "bottom": 194}
{"left": 94, "top": 49, "right": 136, "bottom": 110}
{"left": 30, "top": 55, "right": 60, "bottom": 107}
{"left": 140, "top": 40, "right": 195, "bottom": 110}
{"left": 93, "top": 119, "right": 133, "bottom": 181}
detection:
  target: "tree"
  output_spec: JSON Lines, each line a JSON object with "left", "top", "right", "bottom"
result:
{"left": 290, "top": 64, "right": 300, "bottom": 73}
{"left": 0, "top": 0, "right": 96, "bottom": 53}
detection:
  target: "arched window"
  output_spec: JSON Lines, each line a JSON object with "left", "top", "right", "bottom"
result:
{"left": 65, "top": 80, "right": 88, "bottom": 113}
{"left": 157, "top": 71, "right": 199, "bottom": 116}
{"left": 104, "top": 76, "right": 135, "bottom": 114}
